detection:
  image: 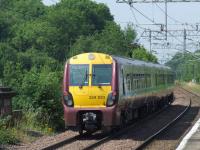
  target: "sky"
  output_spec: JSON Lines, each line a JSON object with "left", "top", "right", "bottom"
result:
{"left": 43, "top": 0, "right": 200, "bottom": 63}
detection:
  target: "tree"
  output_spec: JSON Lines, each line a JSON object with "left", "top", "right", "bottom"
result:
{"left": 0, "top": 0, "right": 159, "bottom": 131}
{"left": 131, "top": 46, "right": 158, "bottom": 63}
{"left": 70, "top": 22, "right": 137, "bottom": 57}
{"left": 166, "top": 51, "right": 200, "bottom": 82}
{"left": 0, "top": 43, "right": 17, "bottom": 78}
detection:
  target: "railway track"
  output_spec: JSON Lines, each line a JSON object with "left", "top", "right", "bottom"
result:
{"left": 134, "top": 98, "right": 191, "bottom": 150}
{"left": 143, "top": 87, "right": 200, "bottom": 150}
{"left": 41, "top": 134, "right": 80, "bottom": 150}
{"left": 83, "top": 99, "right": 191, "bottom": 150}
{"left": 82, "top": 105, "right": 170, "bottom": 150}
{"left": 178, "top": 86, "right": 200, "bottom": 98}
{"left": 41, "top": 132, "right": 96, "bottom": 150}
{"left": 41, "top": 105, "right": 169, "bottom": 150}
{"left": 40, "top": 87, "right": 195, "bottom": 150}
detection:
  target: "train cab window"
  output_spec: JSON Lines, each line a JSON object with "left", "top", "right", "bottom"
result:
{"left": 92, "top": 64, "right": 112, "bottom": 86}
{"left": 69, "top": 64, "right": 89, "bottom": 86}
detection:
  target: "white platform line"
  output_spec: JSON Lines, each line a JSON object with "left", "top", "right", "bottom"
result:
{"left": 176, "top": 117, "right": 200, "bottom": 150}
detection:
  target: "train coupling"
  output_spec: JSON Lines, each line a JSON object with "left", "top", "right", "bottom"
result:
{"left": 82, "top": 112, "right": 98, "bottom": 131}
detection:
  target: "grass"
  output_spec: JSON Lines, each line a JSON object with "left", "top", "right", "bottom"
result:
{"left": 181, "top": 82, "right": 200, "bottom": 95}
{"left": 0, "top": 128, "right": 18, "bottom": 145}
{"left": 0, "top": 110, "right": 53, "bottom": 145}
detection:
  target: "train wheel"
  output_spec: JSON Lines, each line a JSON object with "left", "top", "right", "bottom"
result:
{"left": 65, "top": 125, "right": 69, "bottom": 131}
{"left": 78, "top": 126, "right": 83, "bottom": 135}
{"left": 119, "top": 113, "right": 126, "bottom": 128}
{"left": 79, "top": 129, "right": 83, "bottom": 135}
{"left": 102, "top": 126, "right": 111, "bottom": 134}
{"left": 111, "top": 126, "right": 119, "bottom": 133}
{"left": 133, "top": 109, "right": 139, "bottom": 119}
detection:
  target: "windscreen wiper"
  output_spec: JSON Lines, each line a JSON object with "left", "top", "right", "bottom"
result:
{"left": 79, "top": 70, "right": 88, "bottom": 89}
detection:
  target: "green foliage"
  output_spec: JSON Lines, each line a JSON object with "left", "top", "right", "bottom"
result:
{"left": 0, "top": 115, "right": 12, "bottom": 128}
{"left": 0, "top": 0, "right": 158, "bottom": 134}
{"left": 0, "top": 0, "right": 46, "bottom": 21}
{"left": 17, "top": 110, "right": 49, "bottom": 133}
{"left": 0, "top": 116, "right": 18, "bottom": 144}
{"left": 3, "top": 62, "right": 24, "bottom": 90}
{"left": 54, "top": 0, "right": 113, "bottom": 31}
{"left": 131, "top": 46, "right": 158, "bottom": 63}
{"left": 17, "top": 49, "right": 60, "bottom": 71}
{"left": 0, "top": 129, "right": 18, "bottom": 144}
{"left": 166, "top": 51, "right": 200, "bottom": 82}
{"left": 13, "top": 67, "right": 63, "bottom": 129}
{"left": 0, "top": 43, "right": 17, "bottom": 78}
{"left": 70, "top": 22, "right": 137, "bottom": 57}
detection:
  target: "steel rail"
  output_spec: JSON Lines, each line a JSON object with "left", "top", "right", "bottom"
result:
{"left": 41, "top": 106, "right": 168, "bottom": 150}
{"left": 134, "top": 98, "right": 191, "bottom": 150}
{"left": 41, "top": 133, "right": 89, "bottom": 150}
{"left": 41, "top": 87, "right": 196, "bottom": 150}
{"left": 178, "top": 86, "right": 200, "bottom": 98}
{"left": 83, "top": 105, "right": 170, "bottom": 150}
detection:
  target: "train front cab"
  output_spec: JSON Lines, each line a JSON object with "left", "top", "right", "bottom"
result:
{"left": 62, "top": 53, "right": 118, "bottom": 133}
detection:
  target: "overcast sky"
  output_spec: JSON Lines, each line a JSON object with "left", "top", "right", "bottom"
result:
{"left": 43, "top": 0, "right": 200, "bottom": 63}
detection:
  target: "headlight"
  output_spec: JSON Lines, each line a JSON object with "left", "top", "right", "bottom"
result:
{"left": 63, "top": 93, "right": 74, "bottom": 107}
{"left": 106, "top": 92, "right": 116, "bottom": 107}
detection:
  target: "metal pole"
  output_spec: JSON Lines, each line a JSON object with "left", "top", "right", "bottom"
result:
{"left": 183, "top": 29, "right": 186, "bottom": 57}
{"left": 193, "top": 64, "right": 195, "bottom": 80}
{"left": 149, "top": 30, "right": 152, "bottom": 53}
{"left": 165, "top": 0, "right": 168, "bottom": 40}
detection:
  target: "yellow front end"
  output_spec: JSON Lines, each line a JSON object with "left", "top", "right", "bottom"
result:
{"left": 68, "top": 53, "right": 113, "bottom": 108}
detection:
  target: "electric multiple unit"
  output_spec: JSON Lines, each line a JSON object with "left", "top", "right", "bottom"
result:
{"left": 62, "top": 53, "right": 174, "bottom": 134}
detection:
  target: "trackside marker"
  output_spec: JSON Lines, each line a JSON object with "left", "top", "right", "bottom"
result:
{"left": 176, "top": 117, "right": 200, "bottom": 150}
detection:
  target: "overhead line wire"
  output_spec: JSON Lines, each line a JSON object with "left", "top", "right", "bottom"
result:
{"left": 129, "top": 4, "right": 157, "bottom": 24}
{"left": 155, "top": 3, "right": 182, "bottom": 24}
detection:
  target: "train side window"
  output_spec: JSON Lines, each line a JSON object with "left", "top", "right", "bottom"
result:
{"left": 133, "top": 74, "right": 142, "bottom": 90}
{"left": 140, "top": 74, "right": 142, "bottom": 89}
{"left": 142, "top": 74, "right": 145, "bottom": 89}
{"left": 155, "top": 74, "right": 158, "bottom": 86}
{"left": 126, "top": 74, "right": 131, "bottom": 92}
{"left": 136, "top": 80, "right": 139, "bottom": 89}
{"left": 133, "top": 79, "right": 136, "bottom": 90}
{"left": 149, "top": 76, "right": 151, "bottom": 87}
{"left": 145, "top": 74, "right": 149, "bottom": 88}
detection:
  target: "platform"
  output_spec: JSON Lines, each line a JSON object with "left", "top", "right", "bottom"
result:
{"left": 176, "top": 117, "right": 200, "bottom": 150}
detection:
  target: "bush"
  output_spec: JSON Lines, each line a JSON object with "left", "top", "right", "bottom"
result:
{"left": 0, "top": 117, "right": 18, "bottom": 144}
{"left": 19, "top": 67, "right": 64, "bottom": 130}
{"left": 0, "top": 115, "right": 12, "bottom": 128}
{"left": 0, "top": 129, "right": 18, "bottom": 144}
{"left": 3, "top": 61, "right": 64, "bottom": 130}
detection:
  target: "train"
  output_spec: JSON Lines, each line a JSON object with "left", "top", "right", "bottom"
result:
{"left": 62, "top": 53, "right": 175, "bottom": 134}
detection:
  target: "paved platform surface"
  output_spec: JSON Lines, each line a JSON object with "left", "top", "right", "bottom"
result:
{"left": 176, "top": 117, "right": 200, "bottom": 150}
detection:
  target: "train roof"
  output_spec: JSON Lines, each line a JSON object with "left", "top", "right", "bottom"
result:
{"left": 112, "top": 55, "right": 171, "bottom": 70}
{"left": 67, "top": 52, "right": 171, "bottom": 71}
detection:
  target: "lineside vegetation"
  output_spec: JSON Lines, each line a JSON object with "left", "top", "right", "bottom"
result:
{"left": 0, "top": 0, "right": 157, "bottom": 144}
